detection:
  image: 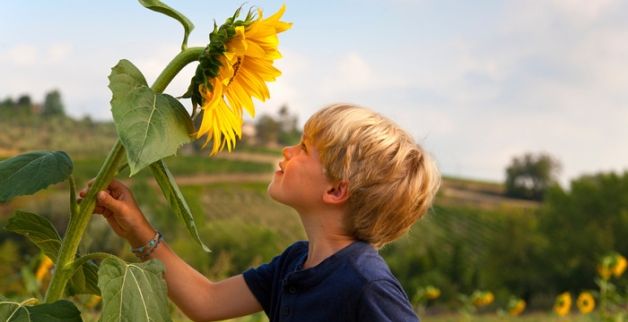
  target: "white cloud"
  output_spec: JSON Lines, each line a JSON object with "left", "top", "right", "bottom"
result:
{"left": 549, "top": 0, "right": 618, "bottom": 24}
{"left": 1, "top": 44, "right": 38, "bottom": 65}
{"left": 46, "top": 43, "right": 73, "bottom": 63}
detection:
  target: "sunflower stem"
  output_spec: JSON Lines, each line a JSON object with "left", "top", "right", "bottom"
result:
{"left": 45, "top": 141, "right": 126, "bottom": 303}
{"left": 151, "top": 46, "right": 204, "bottom": 93}
{"left": 44, "top": 46, "right": 203, "bottom": 303}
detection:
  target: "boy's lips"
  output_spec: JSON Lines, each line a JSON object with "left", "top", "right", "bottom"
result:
{"left": 276, "top": 161, "right": 285, "bottom": 173}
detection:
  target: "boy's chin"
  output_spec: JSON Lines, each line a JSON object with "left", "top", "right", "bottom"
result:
{"left": 266, "top": 182, "right": 280, "bottom": 201}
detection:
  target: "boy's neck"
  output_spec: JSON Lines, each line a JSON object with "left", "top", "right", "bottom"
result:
{"left": 299, "top": 209, "right": 355, "bottom": 269}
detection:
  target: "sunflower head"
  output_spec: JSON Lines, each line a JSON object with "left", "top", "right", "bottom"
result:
{"left": 184, "top": 5, "right": 291, "bottom": 155}
{"left": 553, "top": 292, "right": 572, "bottom": 316}
{"left": 598, "top": 252, "right": 628, "bottom": 280}
{"left": 424, "top": 286, "right": 441, "bottom": 300}
{"left": 471, "top": 290, "right": 494, "bottom": 308}
{"left": 576, "top": 291, "right": 595, "bottom": 314}
{"left": 613, "top": 254, "right": 627, "bottom": 277}
{"left": 185, "top": 7, "right": 255, "bottom": 109}
{"left": 507, "top": 297, "right": 526, "bottom": 316}
{"left": 35, "top": 255, "right": 54, "bottom": 283}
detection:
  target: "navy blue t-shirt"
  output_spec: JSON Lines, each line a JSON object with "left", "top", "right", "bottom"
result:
{"left": 243, "top": 241, "right": 419, "bottom": 322}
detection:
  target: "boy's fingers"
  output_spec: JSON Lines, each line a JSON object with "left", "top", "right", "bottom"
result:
{"left": 93, "top": 205, "right": 105, "bottom": 214}
{"left": 97, "top": 191, "right": 123, "bottom": 214}
{"left": 107, "top": 180, "right": 128, "bottom": 196}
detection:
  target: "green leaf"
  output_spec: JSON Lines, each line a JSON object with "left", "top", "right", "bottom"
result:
{"left": 108, "top": 59, "right": 149, "bottom": 105}
{"left": 26, "top": 300, "right": 82, "bottom": 322}
{"left": 5, "top": 211, "right": 100, "bottom": 296}
{"left": 138, "top": 0, "right": 194, "bottom": 50}
{"left": 150, "top": 160, "right": 210, "bottom": 252}
{"left": 5, "top": 211, "right": 62, "bottom": 260}
{"left": 67, "top": 261, "right": 101, "bottom": 296}
{"left": 0, "top": 298, "right": 81, "bottom": 322}
{"left": 108, "top": 59, "right": 194, "bottom": 176}
{"left": 0, "top": 151, "right": 73, "bottom": 203}
{"left": 98, "top": 257, "right": 171, "bottom": 322}
{"left": 0, "top": 298, "right": 31, "bottom": 322}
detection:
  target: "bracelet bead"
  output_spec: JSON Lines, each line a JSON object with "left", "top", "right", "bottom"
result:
{"left": 131, "top": 231, "right": 162, "bottom": 260}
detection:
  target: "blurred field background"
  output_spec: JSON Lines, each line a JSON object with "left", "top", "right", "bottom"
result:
{"left": 1, "top": 104, "right": 627, "bottom": 321}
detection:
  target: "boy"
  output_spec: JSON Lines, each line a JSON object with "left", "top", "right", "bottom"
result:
{"left": 86, "top": 103, "right": 440, "bottom": 321}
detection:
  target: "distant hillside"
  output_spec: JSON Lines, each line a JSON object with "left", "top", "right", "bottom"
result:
{"left": 0, "top": 115, "right": 117, "bottom": 158}
{"left": 0, "top": 115, "right": 537, "bottom": 211}
{"left": 438, "top": 175, "right": 539, "bottom": 211}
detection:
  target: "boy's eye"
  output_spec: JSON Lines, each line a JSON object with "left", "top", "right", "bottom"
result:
{"left": 300, "top": 142, "right": 308, "bottom": 153}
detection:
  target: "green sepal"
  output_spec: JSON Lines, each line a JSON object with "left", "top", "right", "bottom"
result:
{"left": 184, "top": 6, "right": 256, "bottom": 110}
{"left": 150, "top": 159, "right": 210, "bottom": 252}
{"left": 0, "top": 151, "right": 73, "bottom": 203}
{"left": 138, "top": 0, "right": 194, "bottom": 51}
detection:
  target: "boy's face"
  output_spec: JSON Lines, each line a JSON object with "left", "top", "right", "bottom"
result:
{"left": 267, "top": 137, "right": 331, "bottom": 213}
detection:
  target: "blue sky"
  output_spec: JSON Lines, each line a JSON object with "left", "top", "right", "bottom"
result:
{"left": 2, "top": 1, "right": 628, "bottom": 184}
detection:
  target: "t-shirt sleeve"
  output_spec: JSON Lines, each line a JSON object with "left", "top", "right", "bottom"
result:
{"left": 241, "top": 241, "right": 306, "bottom": 314}
{"left": 358, "top": 279, "right": 420, "bottom": 322}
{"left": 242, "top": 254, "right": 281, "bottom": 313}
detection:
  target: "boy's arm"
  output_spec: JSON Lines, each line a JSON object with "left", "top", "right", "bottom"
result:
{"left": 148, "top": 241, "right": 262, "bottom": 321}
{"left": 84, "top": 179, "right": 262, "bottom": 322}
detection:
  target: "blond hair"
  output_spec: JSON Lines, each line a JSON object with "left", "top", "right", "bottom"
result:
{"left": 304, "top": 104, "right": 440, "bottom": 248}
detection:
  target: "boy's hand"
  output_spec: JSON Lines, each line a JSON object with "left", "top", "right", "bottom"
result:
{"left": 79, "top": 179, "right": 155, "bottom": 248}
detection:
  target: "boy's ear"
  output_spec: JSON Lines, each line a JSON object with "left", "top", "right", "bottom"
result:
{"left": 323, "top": 181, "right": 349, "bottom": 205}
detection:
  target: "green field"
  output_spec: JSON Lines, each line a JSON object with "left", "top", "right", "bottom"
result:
{"left": 1, "top": 116, "right": 627, "bottom": 321}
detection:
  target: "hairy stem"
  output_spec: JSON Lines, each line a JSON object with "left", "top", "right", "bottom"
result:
{"left": 45, "top": 141, "right": 125, "bottom": 302}
{"left": 151, "top": 47, "right": 203, "bottom": 93}
{"left": 44, "top": 46, "right": 204, "bottom": 302}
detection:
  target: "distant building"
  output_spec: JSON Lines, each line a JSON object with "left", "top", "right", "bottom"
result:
{"left": 242, "top": 121, "right": 256, "bottom": 144}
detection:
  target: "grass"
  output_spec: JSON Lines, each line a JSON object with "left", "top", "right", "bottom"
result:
{"left": 70, "top": 155, "right": 274, "bottom": 183}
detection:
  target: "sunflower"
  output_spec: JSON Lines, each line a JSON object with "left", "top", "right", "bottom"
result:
{"left": 598, "top": 253, "right": 628, "bottom": 280}
{"left": 188, "top": 5, "right": 291, "bottom": 155}
{"left": 471, "top": 290, "right": 494, "bottom": 307}
{"left": 507, "top": 298, "right": 526, "bottom": 316}
{"left": 576, "top": 292, "right": 595, "bottom": 314}
{"left": 613, "top": 254, "right": 627, "bottom": 277}
{"left": 424, "top": 286, "right": 441, "bottom": 300}
{"left": 553, "top": 292, "right": 572, "bottom": 316}
{"left": 35, "top": 255, "right": 54, "bottom": 283}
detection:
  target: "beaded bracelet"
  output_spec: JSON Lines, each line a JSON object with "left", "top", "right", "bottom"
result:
{"left": 131, "top": 231, "right": 163, "bottom": 260}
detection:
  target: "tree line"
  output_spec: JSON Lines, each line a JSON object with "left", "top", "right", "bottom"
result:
{"left": 1, "top": 91, "right": 301, "bottom": 149}
{"left": 0, "top": 90, "right": 66, "bottom": 118}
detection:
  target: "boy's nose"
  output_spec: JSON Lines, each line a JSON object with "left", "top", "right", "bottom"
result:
{"left": 282, "top": 145, "right": 297, "bottom": 159}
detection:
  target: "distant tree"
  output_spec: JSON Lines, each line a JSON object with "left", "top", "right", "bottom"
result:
{"left": 16, "top": 95, "right": 32, "bottom": 107}
{"left": 254, "top": 105, "right": 302, "bottom": 147}
{"left": 505, "top": 152, "right": 561, "bottom": 200}
{"left": 255, "top": 114, "right": 280, "bottom": 145}
{"left": 277, "top": 105, "right": 301, "bottom": 145}
{"left": 0, "top": 97, "right": 15, "bottom": 108}
{"left": 538, "top": 171, "right": 628, "bottom": 292}
{"left": 0, "top": 95, "right": 33, "bottom": 117}
{"left": 0, "top": 98, "right": 15, "bottom": 114}
{"left": 42, "top": 90, "right": 65, "bottom": 117}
